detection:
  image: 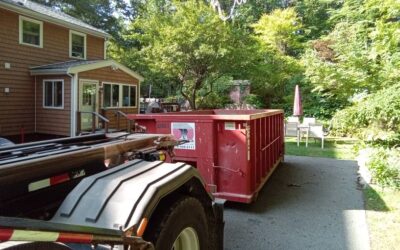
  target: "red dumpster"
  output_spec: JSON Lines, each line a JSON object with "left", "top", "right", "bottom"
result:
{"left": 127, "top": 109, "right": 284, "bottom": 203}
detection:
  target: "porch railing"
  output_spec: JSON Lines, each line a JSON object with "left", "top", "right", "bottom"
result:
{"left": 113, "top": 110, "right": 134, "bottom": 133}
{"left": 77, "top": 111, "right": 109, "bottom": 134}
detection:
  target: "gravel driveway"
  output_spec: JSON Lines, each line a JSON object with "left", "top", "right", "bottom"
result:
{"left": 224, "top": 155, "right": 370, "bottom": 250}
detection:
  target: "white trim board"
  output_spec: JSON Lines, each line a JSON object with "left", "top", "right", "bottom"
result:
{"left": 68, "top": 60, "right": 144, "bottom": 81}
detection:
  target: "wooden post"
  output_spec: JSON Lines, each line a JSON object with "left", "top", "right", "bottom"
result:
{"left": 127, "top": 120, "right": 131, "bottom": 134}
{"left": 116, "top": 112, "right": 120, "bottom": 131}
{"left": 77, "top": 112, "right": 81, "bottom": 135}
{"left": 91, "top": 113, "right": 96, "bottom": 133}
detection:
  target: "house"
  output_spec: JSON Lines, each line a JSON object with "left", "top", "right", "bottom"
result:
{"left": 0, "top": 0, "right": 143, "bottom": 140}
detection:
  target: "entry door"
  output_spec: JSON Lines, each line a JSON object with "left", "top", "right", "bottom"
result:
{"left": 79, "top": 80, "right": 99, "bottom": 131}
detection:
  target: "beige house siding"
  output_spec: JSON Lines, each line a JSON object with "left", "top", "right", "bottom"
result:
{"left": 0, "top": 8, "right": 105, "bottom": 136}
{"left": 35, "top": 75, "right": 71, "bottom": 136}
{"left": 79, "top": 67, "right": 139, "bottom": 130}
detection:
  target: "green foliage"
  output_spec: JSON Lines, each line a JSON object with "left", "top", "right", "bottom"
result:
{"left": 252, "top": 8, "right": 303, "bottom": 56}
{"left": 244, "top": 94, "right": 265, "bottom": 109}
{"left": 332, "top": 83, "right": 400, "bottom": 139}
{"left": 32, "top": 0, "right": 130, "bottom": 42}
{"left": 126, "top": 0, "right": 250, "bottom": 109}
{"left": 197, "top": 76, "right": 233, "bottom": 109}
{"left": 302, "top": 0, "right": 400, "bottom": 102}
{"left": 360, "top": 146, "right": 400, "bottom": 189}
{"left": 249, "top": 8, "right": 305, "bottom": 110}
{"left": 294, "top": 0, "right": 342, "bottom": 40}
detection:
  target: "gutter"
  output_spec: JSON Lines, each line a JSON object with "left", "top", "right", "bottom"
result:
{"left": 30, "top": 69, "right": 68, "bottom": 75}
{"left": 0, "top": 2, "right": 111, "bottom": 39}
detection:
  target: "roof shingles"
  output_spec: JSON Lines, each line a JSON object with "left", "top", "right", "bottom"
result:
{"left": 1, "top": 0, "right": 109, "bottom": 37}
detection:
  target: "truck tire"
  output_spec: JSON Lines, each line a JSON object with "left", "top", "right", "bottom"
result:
{"left": 145, "top": 196, "right": 209, "bottom": 250}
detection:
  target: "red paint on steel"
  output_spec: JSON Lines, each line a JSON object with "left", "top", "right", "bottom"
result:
{"left": 127, "top": 109, "right": 284, "bottom": 203}
{"left": 50, "top": 173, "right": 70, "bottom": 185}
{"left": 0, "top": 228, "right": 14, "bottom": 241}
{"left": 58, "top": 232, "right": 93, "bottom": 243}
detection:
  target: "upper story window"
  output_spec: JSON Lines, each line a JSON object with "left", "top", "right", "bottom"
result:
{"left": 19, "top": 16, "right": 43, "bottom": 48}
{"left": 70, "top": 30, "right": 86, "bottom": 59}
{"left": 43, "top": 80, "right": 64, "bottom": 109}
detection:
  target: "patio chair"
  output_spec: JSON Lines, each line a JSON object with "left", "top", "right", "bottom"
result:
{"left": 302, "top": 117, "right": 316, "bottom": 126}
{"left": 285, "top": 121, "right": 301, "bottom": 147}
{"left": 309, "top": 124, "right": 324, "bottom": 149}
{"left": 287, "top": 116, "right": 300, "bottom": 123}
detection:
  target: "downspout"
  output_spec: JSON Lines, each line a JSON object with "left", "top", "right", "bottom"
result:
{"left": 104, "top": 38, "right": 107, "bottom": 60}
{"left": 138, "top": 80, "right": 141, "bottom": 114}
{"left": 34, "top": 76, "right": 37, "bottom": 133}
{"left": 67, "top": 72, "right": 78, "bottom": 137}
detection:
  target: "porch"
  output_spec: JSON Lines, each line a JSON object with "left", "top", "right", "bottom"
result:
{"left": 30, "top": 59, "right": 143, "bottom": 137}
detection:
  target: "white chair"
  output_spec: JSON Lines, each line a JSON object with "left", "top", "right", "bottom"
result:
{"left": 287, "top": 116, "right": 300, "bottom": 123}
{"left": 285, "top": 120, "right": 301, "bottom": 146}
{"left": 302, "top": 117, "right": 316, "bottom": 126}
{"left": 309, "top": 124, "right": 324, "bottom": 149}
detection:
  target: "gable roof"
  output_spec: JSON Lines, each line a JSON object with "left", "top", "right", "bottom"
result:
{"left": 30, "top": 59, "right": 144, "bottom": 82}
{"left": 0, "top": 0, "right": 110, "bottom": 38}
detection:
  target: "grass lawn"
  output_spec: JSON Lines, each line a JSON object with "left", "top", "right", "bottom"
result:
{"left": 364, "top": 186, "right": 400, "bottom": 250}
{"left": 285, "top": 136, "right": 357, "bottom": 160}
{"left": 285, "top": 136, "right": 400, "bottom": 249}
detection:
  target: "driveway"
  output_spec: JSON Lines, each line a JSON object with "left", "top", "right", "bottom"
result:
{"left": 224, "top": 155, "right": 370, "bottom": 250}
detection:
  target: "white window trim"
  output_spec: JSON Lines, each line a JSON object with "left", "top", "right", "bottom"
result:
{"left": 102, "top": 82, "right": 137, "bottom": 109}
{"left": 19, "top": 16, "right": 43, "bottom": 48}
{"left": 43, "top": 79, "right": 64, "bottom": 110}
{"left": 69, "top": 30, "right": 87, "bottom": 60}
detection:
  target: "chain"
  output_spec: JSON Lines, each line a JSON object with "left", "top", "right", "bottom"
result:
{"left": 209, "top": 0, "right": 247, "bottom": 21}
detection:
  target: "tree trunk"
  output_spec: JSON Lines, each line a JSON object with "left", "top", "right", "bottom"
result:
{"left": 191, "top": 89, "right": 197, "bottom": 110}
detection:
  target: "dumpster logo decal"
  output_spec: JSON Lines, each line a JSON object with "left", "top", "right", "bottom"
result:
{"left": 171, "top": 122, "right": 196, "bottom": 150}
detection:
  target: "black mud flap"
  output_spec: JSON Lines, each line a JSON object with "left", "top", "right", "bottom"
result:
{"left": 212, "top": 199, "right": 225, "bottom": 250}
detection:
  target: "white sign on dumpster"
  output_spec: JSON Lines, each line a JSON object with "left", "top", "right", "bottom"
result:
{"left": 171, "top": 122, "right": 196, "bottom": 150}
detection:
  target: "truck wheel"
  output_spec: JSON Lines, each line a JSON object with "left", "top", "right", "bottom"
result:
{"left": 145, "top": 196, "right": 209, "bottom": 250}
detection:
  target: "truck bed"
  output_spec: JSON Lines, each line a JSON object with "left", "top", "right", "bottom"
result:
{"left": 0, "top": 133, "right": 165, "bottom": 217}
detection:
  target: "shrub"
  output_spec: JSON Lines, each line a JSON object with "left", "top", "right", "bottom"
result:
{"left": 332, "top": 83, "right": 400, "bottom": 138}
{"left": 358, "top": 146, "right": 400, "bottom": 189}
{"left": 244, "top": 94, "right": 265, "bottom": 109}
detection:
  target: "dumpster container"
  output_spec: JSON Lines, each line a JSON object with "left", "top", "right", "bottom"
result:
{"left": 127, "top": 109, "right": 284, "bottom": 203}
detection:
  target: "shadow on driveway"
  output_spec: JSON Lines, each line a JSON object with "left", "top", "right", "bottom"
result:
{"left": 224, "top": 155, "right": 370, "bottom": 250}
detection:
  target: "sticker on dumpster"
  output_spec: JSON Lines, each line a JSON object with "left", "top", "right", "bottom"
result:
{"left": 171, "top": 122, "right": 196, "bottom": 150}
{"left": 224, "top": 122, "right": 236, "bottom": 130}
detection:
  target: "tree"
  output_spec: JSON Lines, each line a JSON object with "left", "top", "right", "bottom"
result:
{"left": 129, "top": 0, "right": 242, "bottom": 109}
{"left": 302, "top": 0, "right": 400, "bottom": 102}
{"left": 294, "top": 0, "right": 342, "bottom": 40}
{"left": 249, "top": 8, "right": 303, "bottom": 108}
{"left": 31, "top": 0, "right": 131, "bottom": 42}
{"left": 252, "top": 8, "right": 303, "bottom": 56}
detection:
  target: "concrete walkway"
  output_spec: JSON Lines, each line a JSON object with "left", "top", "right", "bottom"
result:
{"left": 224, "top": 155, "right": 370, "bottom": 250}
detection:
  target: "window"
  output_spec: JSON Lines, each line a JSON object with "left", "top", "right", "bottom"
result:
{"left": 103, "top": 83, "right": 137, "bottom": 108}
{"left": 70, "top": 30, "right": 86, "bottom": 59}
{"left": 43, "top": 80, "right": 63, "bottom": 109}
{"left": 19, "top": 16, "right": 43, "bottom": 47}
{"left": 122, "top": 85, "right": 137, "bottom": 107}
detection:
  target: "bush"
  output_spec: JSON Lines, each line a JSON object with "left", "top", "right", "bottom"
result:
{"left": 244, "top": 94, "right": 265, "bottom": 109}
{"left": 332, "top": 83, "right": 400, "bottom": 138}
{"left": 358, "top": 145, "right": 400, "bottom": 189}
{"left": 197, "top": 92, "right": 232, "bottom": 109}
